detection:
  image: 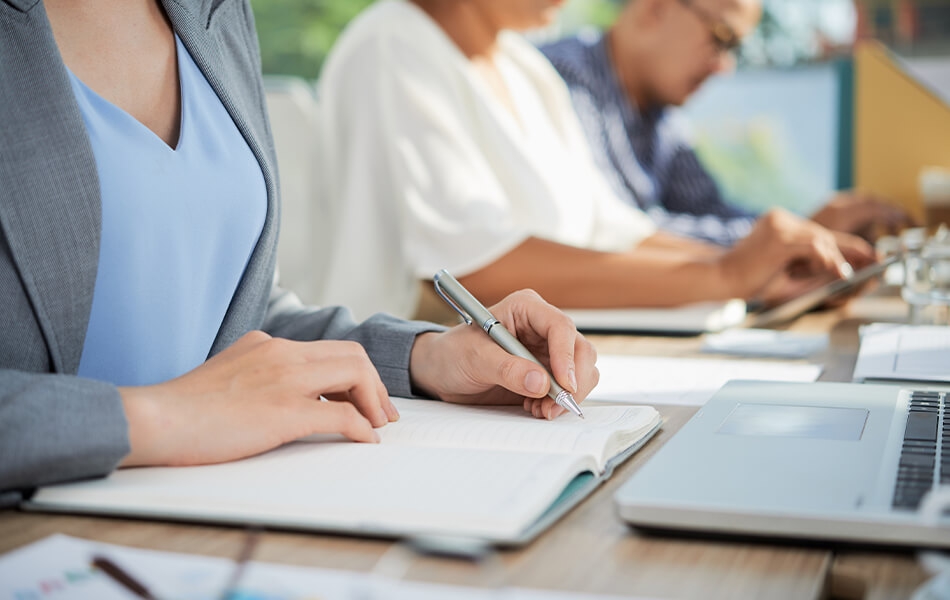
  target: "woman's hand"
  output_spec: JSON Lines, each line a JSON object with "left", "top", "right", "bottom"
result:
{"left": 119, "top": 332, "right": 399, "bottom": 467}
{"left": 719, "top": 209, "right": 876, "bottom": 302}
{"left": 408, "top": 289, "right": 599, "bottom": 420}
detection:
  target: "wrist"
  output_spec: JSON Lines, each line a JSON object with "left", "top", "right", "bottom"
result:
{"left": 118, "top": 386, "right": 168, "bottom": 467}
{"left": 707, "top": 255, "right": 747, "bottom": 300}
{"left": 408, "top": 331, "right": 445, "bottom": 400}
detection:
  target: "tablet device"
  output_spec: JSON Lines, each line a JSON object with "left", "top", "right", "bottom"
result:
{"left": 750, "top": 255, "right": 899, "bottom": 327}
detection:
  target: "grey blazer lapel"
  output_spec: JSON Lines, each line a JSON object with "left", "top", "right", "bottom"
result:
{"left": 0, "top": 1, "right": 101, "bottom": 374}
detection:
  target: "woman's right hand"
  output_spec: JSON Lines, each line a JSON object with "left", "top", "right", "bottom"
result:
{"left": 119, "top": 331, "right": 398, "bottom": 468}
{"left": 718, "top": 208, "right": 876, "bottom": 303}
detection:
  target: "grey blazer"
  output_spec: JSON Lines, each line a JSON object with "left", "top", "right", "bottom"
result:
{"left": 0, "top": 0, "right": 438, "bottom": 504}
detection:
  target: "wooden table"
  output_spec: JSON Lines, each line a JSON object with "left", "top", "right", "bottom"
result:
{"left": 0, "top": 295, "right": 934, "bottom": 599}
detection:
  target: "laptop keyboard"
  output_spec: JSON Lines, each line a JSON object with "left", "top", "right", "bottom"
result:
{"left": 892, "top": 390, "right": 949, "bottom": 510}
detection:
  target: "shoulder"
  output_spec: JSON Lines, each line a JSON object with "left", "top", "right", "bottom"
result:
{"left": 319, "top": 0, "right": 461, "bottom": 90}
{"left": 538, "top": 29, "right": 605, "bottom": 84}
{"left": 322, "top": 1, "right": 453, "bottom": 69}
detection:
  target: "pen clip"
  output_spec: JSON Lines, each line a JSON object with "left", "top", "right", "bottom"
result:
{"left": 433, "top": 278, "right": 473, "bottom": 325}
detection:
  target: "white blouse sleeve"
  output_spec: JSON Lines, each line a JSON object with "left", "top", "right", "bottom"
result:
{"left": 371, "top": 35, "right": 533, "bottom": 279}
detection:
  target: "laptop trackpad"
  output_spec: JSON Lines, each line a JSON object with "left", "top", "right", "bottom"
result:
{"left": 717, "top": 404, "right": 869, "bottom": 441}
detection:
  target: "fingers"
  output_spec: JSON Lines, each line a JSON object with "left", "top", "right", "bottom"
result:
{"left": 235, "top": 336, "right": 396, "bottom": 428}
{"left": 832, "top": 231, "right": 877, "bottom": 269}
{"left": 298, "top": 401, "right": 379, "bottom": 444}
{"left": 781, "top": 230, "right": 849, "bottom": 279}
{"left": 492, "top": 289, "right": 580, "bottom": 394}
{"left": 814, "top": 192, "right": 920, "bottom": 236}
{"left": 766, "top": 211, "right": 855, "bottom": 279}
{"left": 297, "top": 348, "right": 393, "bottom": 428}
{"left": 492, "top": 351, "right": 550, "bottom": 399}
{"left": 573, "top": 336, "right": 599, "bottom": 399}
{"left": 408, "top": 290, "right": 596, "bottom": 415}
{"left": 525, "top": 397, "right": 567, "bottom": 420}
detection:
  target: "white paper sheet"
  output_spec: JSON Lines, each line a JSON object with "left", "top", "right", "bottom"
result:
{"left": 0, "top": 534, "right": 654, "bottom": 600}
{"left": 853, "top": 323, "right": 950, "bottom": 383}
{"left": 589, "top": 355, "right": 823, "bottom": 406}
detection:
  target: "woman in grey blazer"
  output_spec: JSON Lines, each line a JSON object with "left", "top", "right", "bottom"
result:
{"left": 0, "top": 0, "right": 597, "bottom": 505}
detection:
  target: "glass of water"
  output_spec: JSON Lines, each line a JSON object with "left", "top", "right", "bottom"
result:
{"left": 904, "top": 228, "right": 950, "bottom": 325}
{"left": 902, "top": 228, "right": 931, "bottom": 323}
{"left": 924, "top": 234, "right": 950, "bottom": 325}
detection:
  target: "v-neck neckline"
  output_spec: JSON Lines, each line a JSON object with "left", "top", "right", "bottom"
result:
{"left": 66, "top": 35, "right": 186, "bottom": 153}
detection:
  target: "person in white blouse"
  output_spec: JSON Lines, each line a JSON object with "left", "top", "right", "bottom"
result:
{"left": 314, "top": 0, "right": 875, "bottom": 321}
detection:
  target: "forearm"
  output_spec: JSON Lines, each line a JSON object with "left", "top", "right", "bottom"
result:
{"left": 637, "top": 230, "right": 725, "bottom": 257}
{"left": 458, "top": 236, "right": 736, "bottom": 309}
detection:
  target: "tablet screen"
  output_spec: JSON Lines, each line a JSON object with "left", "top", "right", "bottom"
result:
{"left": 751, "top": 255, "right": 899, "bottom": 327}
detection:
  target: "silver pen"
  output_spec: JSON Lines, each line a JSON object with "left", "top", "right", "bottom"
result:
{"left": 433, "top": 269, "right": 584, "bottom": 418}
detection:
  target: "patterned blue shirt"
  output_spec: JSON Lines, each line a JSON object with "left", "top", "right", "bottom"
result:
{"left": 540, "top": 31, "right": 757, "bottom": 246}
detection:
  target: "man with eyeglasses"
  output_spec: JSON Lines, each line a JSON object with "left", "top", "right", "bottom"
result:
{"left": 541, "top": 0, "right": 913, "bottom": 246}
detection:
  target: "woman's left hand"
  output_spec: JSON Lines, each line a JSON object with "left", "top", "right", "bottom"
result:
{"left": 409, "top": 289, "right": 598, "bottom": 420}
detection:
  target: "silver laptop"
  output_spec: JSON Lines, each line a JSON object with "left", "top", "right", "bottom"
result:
{"left": 615, "top": 381, "right": 950, "bottom": 547}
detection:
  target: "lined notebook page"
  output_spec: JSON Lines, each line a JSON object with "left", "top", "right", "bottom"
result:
{"left": 380, "top": 399, "right": 658, "bottom": 472}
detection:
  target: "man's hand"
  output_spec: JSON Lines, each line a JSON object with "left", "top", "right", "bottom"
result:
{"left": 811, "top": 192, "right": 917, "bottom": 241}
{"left": 408, "top": 289, "right": 598, "bottom": 420}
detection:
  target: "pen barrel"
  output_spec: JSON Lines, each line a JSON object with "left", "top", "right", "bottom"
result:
{"left": 488, "top": 325, "right": 567, "bottom": 400}
{"left": 433, "top": 270, "right": 496, "bottom": 329}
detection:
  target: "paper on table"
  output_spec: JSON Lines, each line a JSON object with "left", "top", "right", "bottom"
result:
{"left": 853, "top": 323, "right": 950, "bottom": 382}
{"left": 589, "top": 355, "right": 823, "bottom": 406}
{"left": 701, "top": 329, "right": 828, "bottom": 358}
{"left": 0, "top": 534, "right": 658, "bottom": 600}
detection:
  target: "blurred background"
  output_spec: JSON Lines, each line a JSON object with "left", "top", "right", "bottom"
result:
{"left": 250, "top": 0, "right": 950, "bottom": 217}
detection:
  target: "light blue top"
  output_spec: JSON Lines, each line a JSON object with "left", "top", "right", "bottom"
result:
{"left": 71, "top": 35, "right": 266, "bottom": 386}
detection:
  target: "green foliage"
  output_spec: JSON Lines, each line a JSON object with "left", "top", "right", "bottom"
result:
{"left": 250, "top": 0, "right": 375, "bottom": 79}
{"left": 559, "top": 0, "right": 622, "bottom": 30}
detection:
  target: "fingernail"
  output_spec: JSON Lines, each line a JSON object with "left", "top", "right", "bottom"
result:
{"left": 568, "top": 368, "right": 578, "bottom": 393}
{"left": 373, "top": 430, "right": 381, "bottom": 443}
{"left": 525, "top": 370, "right": 546, "bottom": 395}
{"left": 390, "top": 405, "right": 400, "bottom": 421}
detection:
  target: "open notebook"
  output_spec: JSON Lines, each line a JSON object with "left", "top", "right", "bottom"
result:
{"left": 26, "top": 398, "right": 660, "bottom": 546}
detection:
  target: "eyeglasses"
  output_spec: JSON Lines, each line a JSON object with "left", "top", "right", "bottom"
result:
{"left": 676, "top": 0, "right": 742, "bottom": 55}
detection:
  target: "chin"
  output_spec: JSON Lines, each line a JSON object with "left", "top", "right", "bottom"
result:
{"left": 661, "top": 92, "right": 690, "bottom": 108}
